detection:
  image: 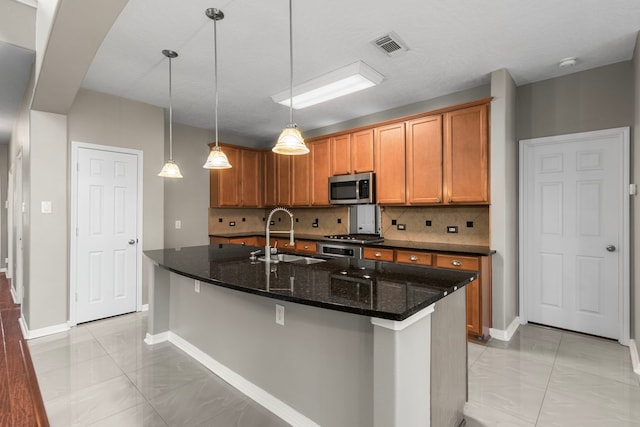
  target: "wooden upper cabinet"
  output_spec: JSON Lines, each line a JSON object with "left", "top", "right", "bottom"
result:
{"left": 375, "top": 122, "right": 406, "bottom": 205}
{"left": 443, "top": 104, "right": 489, "bottom": 204}
{"left": 263, "top": 150, "right": 277, "bottom": 207}
{"left": 276, "top": 155, "right": 292, "bottom": 206}
{"left": 291, "top": 153, "right": 311, "bottom": 206}
{"left": 330, "top": 134, "right": 351, "bottom": 176}
{"left": 350, "top": 129, "right": 374, "bottom": 173}
{"left": 240, "top": 149, "right": 262, "bottom": 207}
{"left": 311, "top": 138, "right": 331, "bottom": 206}
{"left": 406, "top": 115, "right": 443, "bottom": 204}
{"left": 210, "top": 145, "right": 241, "bottom": 207}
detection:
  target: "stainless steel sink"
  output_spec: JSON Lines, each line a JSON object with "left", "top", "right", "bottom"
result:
{"left": 258, "top": 253, "right": 326, "bottom": 264}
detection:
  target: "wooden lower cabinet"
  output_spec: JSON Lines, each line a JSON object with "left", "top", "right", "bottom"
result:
{"left": 435, "top": 253, "right": 491, "bottom": 341}
{"left": 395, "top": 250, "right": 432, "bottom": 267}
{"left": 295, "top": 240, "right": 317, "bottom": 253}
{"left": 209, "top": 236, "right": 260, "bottom": 246}
{"left": 363, "top": 247, "right": 394, "bottom": 262}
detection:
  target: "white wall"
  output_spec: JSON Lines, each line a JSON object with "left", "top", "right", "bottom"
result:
{"left": 0, "top": 0, "right": 36, "bottom": 50}
{"left": 632, "top": 33, "right": 640, "bottom": 341}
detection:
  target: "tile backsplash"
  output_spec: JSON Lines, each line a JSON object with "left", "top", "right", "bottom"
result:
{"left": 380, "top": 206, "right": 489, "bottom": 245}
{"left": 210, "top": 205, "right": 489, "bottom": 245}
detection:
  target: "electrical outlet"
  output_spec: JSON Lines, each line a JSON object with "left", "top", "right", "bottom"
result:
{"left": 275, "top": 304, "right": 285, "bottom": 325}
{"left": 194, "top": 280, "right": 200, "bottom": 293}
{"left": 447, "top": 226, "right": 458, "bottom": 233}
{"left": 397, "top": 224, "right": 406, "bottom": 230}
{"left": 270, "top": 220, "right": 275, "bottom": 225}
{"left": 41, "top": 201, "right": 52, "bottom": 214}
{"left": 229, "top": 221, "right": 236, "bottom": 226}
{"left": 312, "top": 222, "right": 319, "bottom": 228}
{"left": 175, "top": 220, "right": 181, "bottom": 229}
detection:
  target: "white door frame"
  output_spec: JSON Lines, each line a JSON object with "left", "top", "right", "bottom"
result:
{"left": 519, "top": 127, "right": 630, "bottom": 345}
{"left": 70, "top": 141, "right": 144, "bottom": 326}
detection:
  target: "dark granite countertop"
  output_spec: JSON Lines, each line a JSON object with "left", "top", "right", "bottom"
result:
{"left": 209, "top": 232, "right": 494, "bottom": 256}
{"left": 145, "top": 244, "right": 476, "bottom": 321}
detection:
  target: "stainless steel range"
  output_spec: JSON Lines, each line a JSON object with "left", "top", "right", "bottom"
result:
{"left": 316, "top": 204, "right": 384, "bottom": 258}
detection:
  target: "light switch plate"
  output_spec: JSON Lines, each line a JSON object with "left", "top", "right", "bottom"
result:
{"left": 41, "top": 201, "right": 52, "bottom": 214}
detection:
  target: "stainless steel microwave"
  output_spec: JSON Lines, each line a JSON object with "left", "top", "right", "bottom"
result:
{"left": 328, "top": 172, "right": 375, "bottom": 205}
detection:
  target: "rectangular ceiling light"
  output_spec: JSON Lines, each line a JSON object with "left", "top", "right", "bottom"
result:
{"left": 272, "top": 61, "right": 384, "bottom": 109}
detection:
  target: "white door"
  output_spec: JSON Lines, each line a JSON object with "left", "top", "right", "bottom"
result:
{"left": 520, "top": 128, "right": 629, "bottom": 341}
{"left": 14, "top": 153, "right": 24, "bottom": 304}
{"left": 76, "top": 146, "right": 139, "bottom": 323}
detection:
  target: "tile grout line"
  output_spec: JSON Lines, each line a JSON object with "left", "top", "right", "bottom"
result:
{"left": 533, "top": 330, "right": 564, "bottom": 426}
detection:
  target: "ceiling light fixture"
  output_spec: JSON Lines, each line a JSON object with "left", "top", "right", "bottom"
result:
{"left": 272, "top": 0, "right": 308, "bottom": 155}
{"left": 272, "top": 61, "right": 384, "bottom": 110}
{"left": 158, "top": 49, "right": 183, "bottom": 178}
{"left": 203, "top": 7, "right": 232, "bottom": 169}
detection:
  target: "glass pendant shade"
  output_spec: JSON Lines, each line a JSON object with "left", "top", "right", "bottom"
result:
{"left": 158, "top": 160, "right": 183, "bottom": 178}
{"left": 203, "top": 145, "right": 232, "bottom": 169}
{"left": 273, "top": 124, "right": 308, "bottom": 155}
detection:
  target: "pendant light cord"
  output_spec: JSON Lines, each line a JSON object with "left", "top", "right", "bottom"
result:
{"left": 214, "top": 12, "right": 219, "bottom": 148}
{"left": 288, "top": 0, "right": 293, "bottom": 125}
{"left": 168, "top": 55, "right": 174, "bottom": 161}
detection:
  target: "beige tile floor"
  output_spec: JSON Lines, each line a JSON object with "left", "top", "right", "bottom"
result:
{"left": 464, "top": 324, "right": 640, "bottom": 426}
{"left": 28, "top": 312, "right": 640, "bottom": 426}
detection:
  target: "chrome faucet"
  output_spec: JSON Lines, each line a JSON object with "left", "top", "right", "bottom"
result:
{"left": 265, "top": 207, "right": 294, "bottom": 258}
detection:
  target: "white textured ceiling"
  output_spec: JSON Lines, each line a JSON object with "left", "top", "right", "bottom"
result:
{"left": 82, "top": 0, "right": 640, "bottom": 148}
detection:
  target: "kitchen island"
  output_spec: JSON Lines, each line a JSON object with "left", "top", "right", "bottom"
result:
{"left": 144, "top": 244, "right": 476, "bottom": 427}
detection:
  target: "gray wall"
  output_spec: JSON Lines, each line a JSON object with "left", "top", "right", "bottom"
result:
{"left": 490, "top": 69, "right": 518, "bottom": 331}
{"left": 633, "top": 34, "right": 640, "bottom": 342}
{"left": 516, "top": 60, "right": 636, "bottom": 341}
{"left": 517, "top": 61, "right": 634, "bottom": 141}
{"left": 163, "top": 123, "right": 211, "bottom": 248}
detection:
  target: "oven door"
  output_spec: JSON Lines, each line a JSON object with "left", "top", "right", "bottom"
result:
{"left": 317, "top": 242, "right": 363, "bottom": 259}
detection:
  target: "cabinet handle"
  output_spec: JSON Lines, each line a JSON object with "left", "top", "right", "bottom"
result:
{"left": 304, "top": 245, "right": 309, "bottom": 249}
{"left": 451, "top": 260, "right": 462, "bottom": 267}
{"left": 409, "top": 255, "right": 418, "bottom": 261}
{"left": 375, "top": 252, "right": 382, "bottom": 257}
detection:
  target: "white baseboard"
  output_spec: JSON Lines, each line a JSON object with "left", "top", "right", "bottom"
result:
{"left": 0, "top": 268, "right": 7, "bottom": 273}
{"left": 19, "top": 315, "right": 70, "bottom": 340}
{"left": 489, "top": 316, "right": 520, "bottom": 341}
{"left": 144, "top": 331, "right": 169, "bottom": 345}
{"left": 10, "top": 286, "right": 18, "bottom": 304}
{"left": 630, "top": 339, "right": 640, "bottom": 377}
{"left": 166, "top": 331, "right": 320, "bottom": 427}
{"left": 140, "top": 304, "right": 149, "bottom": 312}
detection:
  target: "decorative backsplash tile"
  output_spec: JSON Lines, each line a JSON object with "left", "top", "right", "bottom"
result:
{"left": 380, "top": 206, "right": 490, "bottom": 245}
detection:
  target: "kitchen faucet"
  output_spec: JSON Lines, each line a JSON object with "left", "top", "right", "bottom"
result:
{"left": 265, "top": 207, "right": 295, "bottom": 258}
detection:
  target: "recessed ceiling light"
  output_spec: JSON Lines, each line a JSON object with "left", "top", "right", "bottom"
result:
{"left": 559, "top": 57, "right": 577, "bottom": 68}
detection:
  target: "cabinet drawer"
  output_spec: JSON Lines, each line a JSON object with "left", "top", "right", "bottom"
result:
{"left": 296, "top": 240, "right": 317, "bottom": 253}
{"left": 396, "top": 250, "right": 432, "bottom": 266}
{"left": 363, "top": 247, "right": 394, "bottom": 262}
{"left": 435, "top": 254, "right": 479, "bottom": 271}
{"left": 228, "top": 237, "right": 259, "bottom": 246}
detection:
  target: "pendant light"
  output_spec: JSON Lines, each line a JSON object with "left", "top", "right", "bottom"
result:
{"left": 158, "top": 49, "right": 183, "bottom": 178}
{"left": 272, "top": 0, "right": 309, "bottom": 155}
{"left": 203, "top": 7, "right": 232, "bottom": 169}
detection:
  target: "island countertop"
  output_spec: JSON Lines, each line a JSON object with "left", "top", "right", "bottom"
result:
{"left": 144, "top": 244, "right": 477, "bottom": 321}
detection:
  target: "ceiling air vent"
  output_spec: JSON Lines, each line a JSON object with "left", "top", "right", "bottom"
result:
{"left": 372, "top": 32, "right": 408, "bottom": 57}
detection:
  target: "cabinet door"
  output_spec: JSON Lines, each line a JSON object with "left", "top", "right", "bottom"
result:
{"left": 263, "top": 151, "right": 277, "bottom": 207}
{"left": 375, "top": 122, "right": 406, "bottom": 204}
{"left": 209, "top": 145, "right": 241, "bottom": 207}
{"left": 291, "top": 153, "right": 311, "bottom": 206}
{"left": 241, "top": 149, "right": 262, "bottom": 207}
{"left": 406, "top": 115, "right": 443, "bottom": 204}
{"left": 311, "top": 138, "right": 331, "bottom": 206}
{"left": 443, "top": 104, "right": 489, "bottom": 204}
{"left": 276, "top": 155, "right": 292, "bottom": 206}
{"left": 351, "top": 129, "right": 374, "bottom": 173}
{"left": 331, "top": 134, "right": 351, "bottom": 175}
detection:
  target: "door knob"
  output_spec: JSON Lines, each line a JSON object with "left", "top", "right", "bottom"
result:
{"left": 128, "top": 239, "right": 136, "bottom": 245}
{"left": 606, "top": 245, "right": 616, "bottom": 252}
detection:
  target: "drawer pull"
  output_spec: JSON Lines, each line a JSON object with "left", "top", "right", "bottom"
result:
{"left": 451, "top": 260, "right": 462, "bottom": 267}
{"left": 375, "top": 252, "right": 382, "bottom": 257}
{"left": 304, "top": 245, "right": 309, "bottom": 249}
{"left": 409, "top": 255, "right": 418, "bottom": 261}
